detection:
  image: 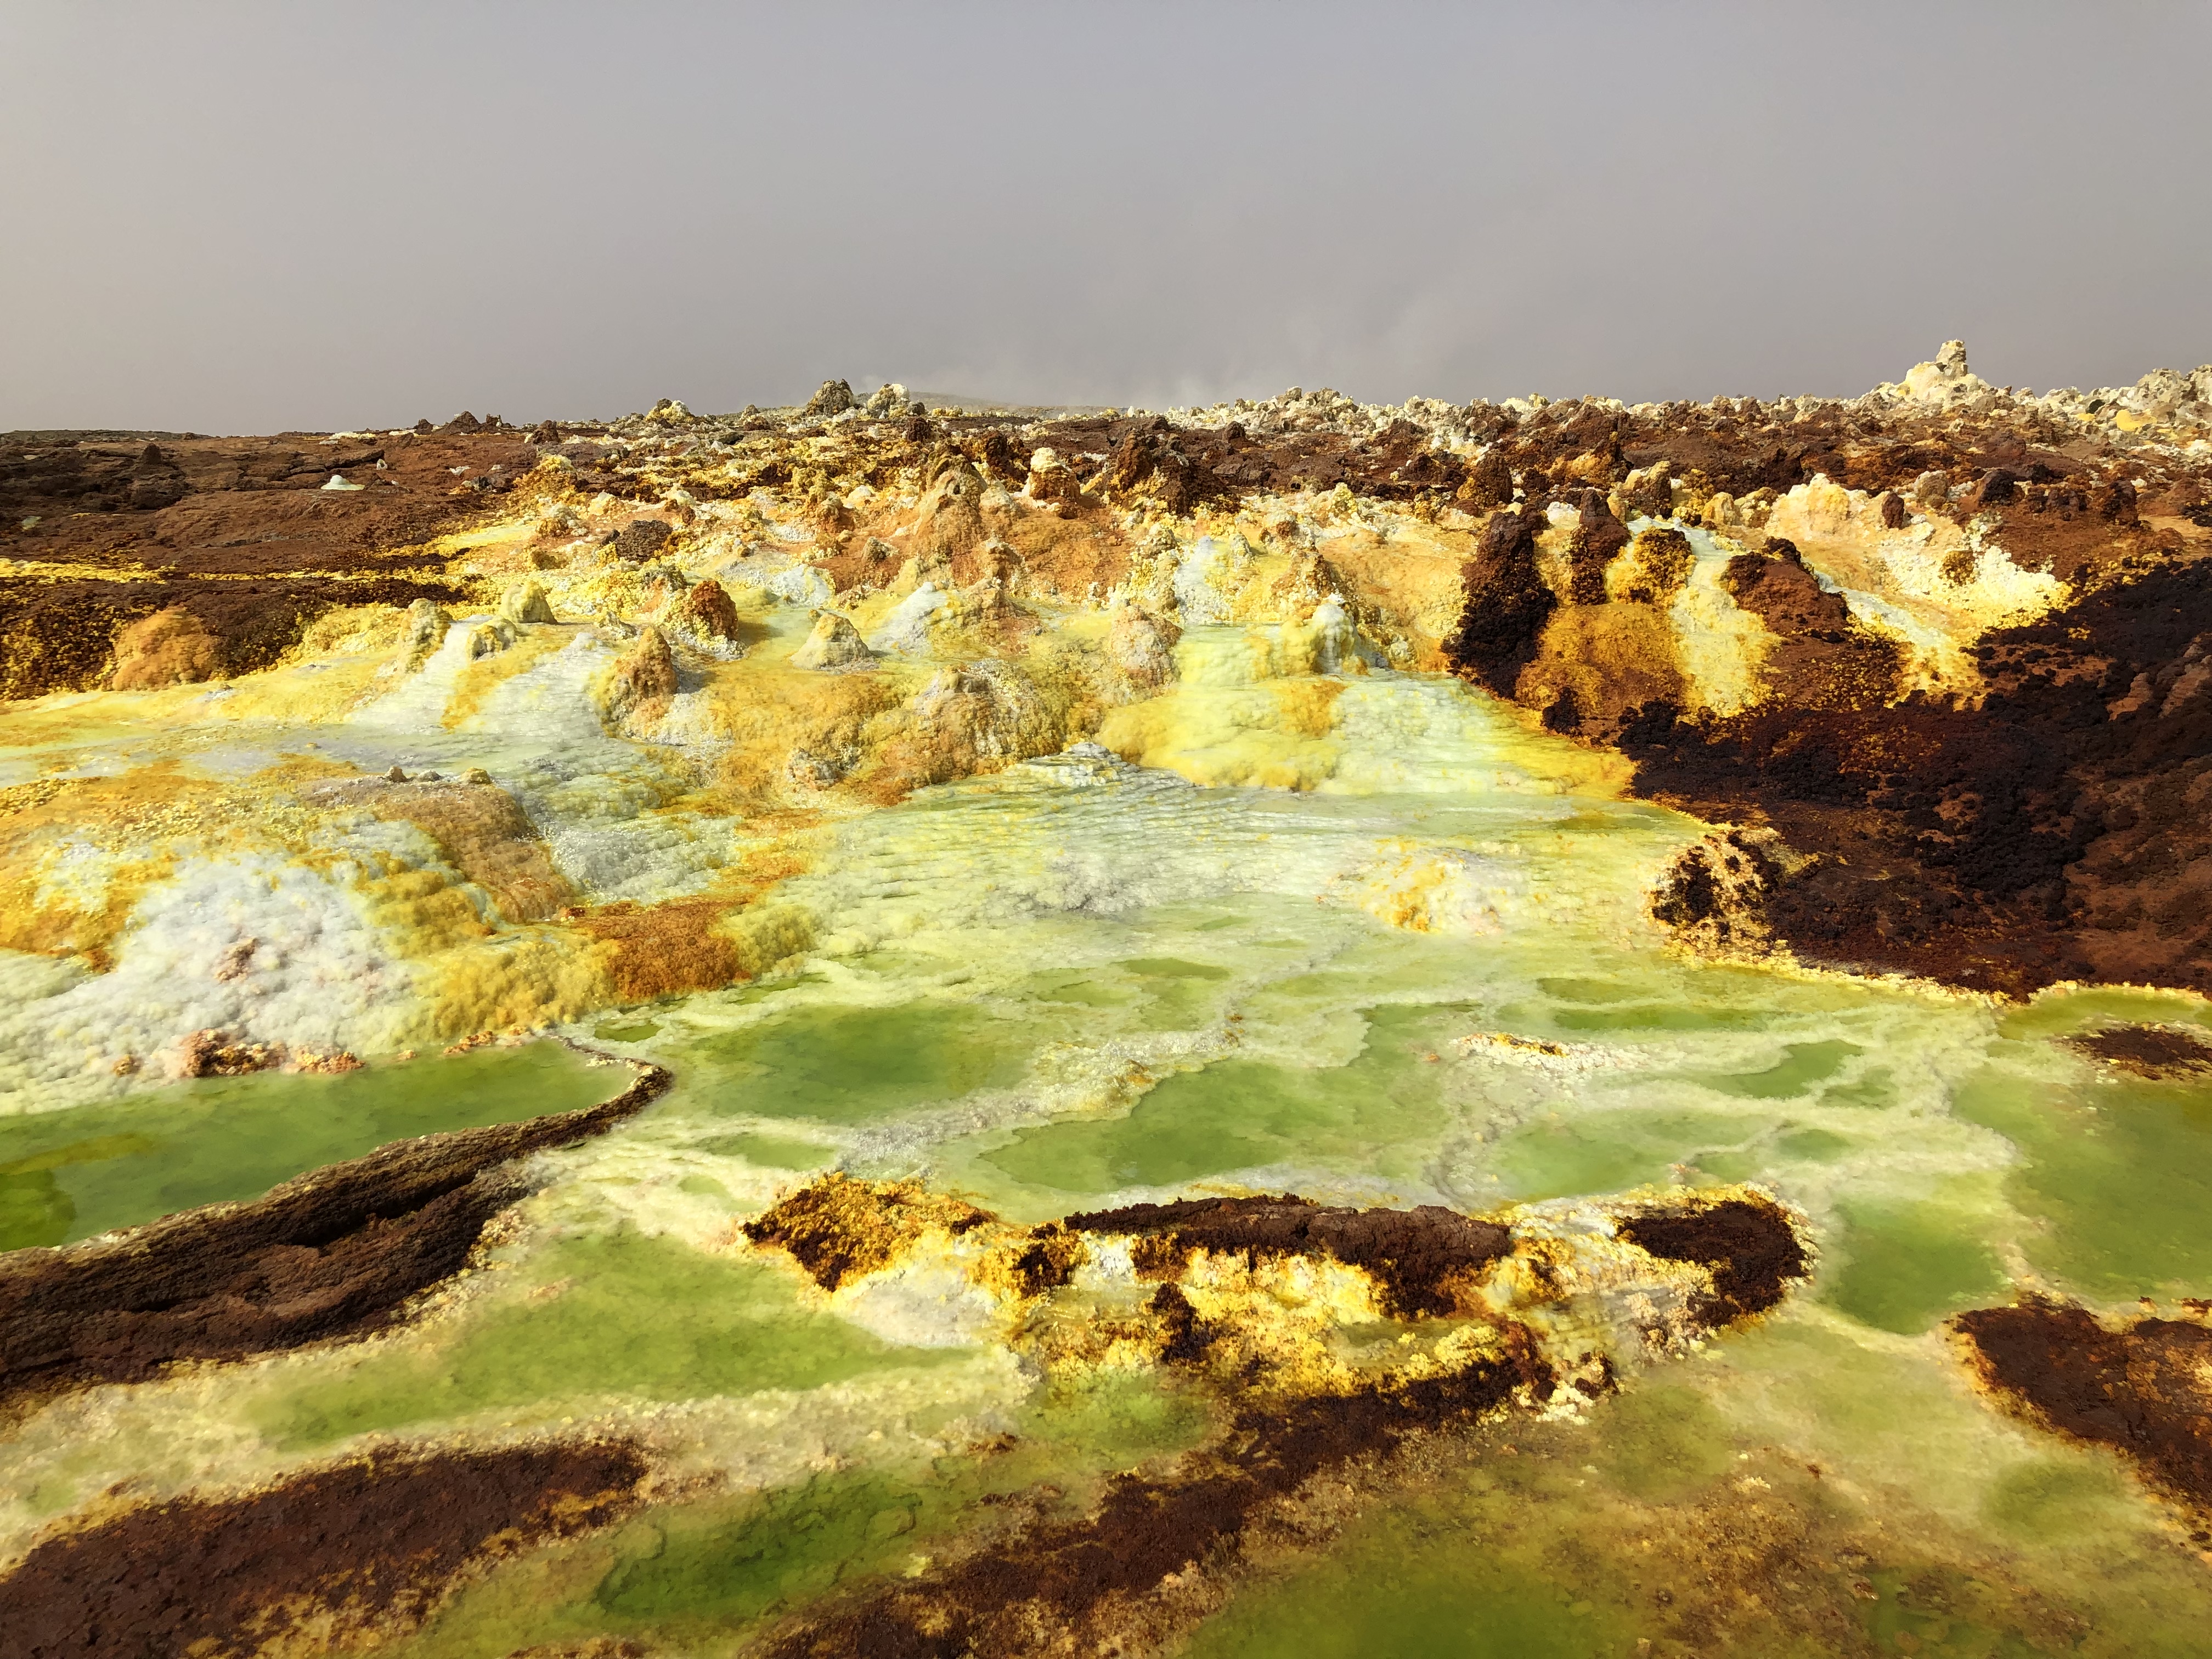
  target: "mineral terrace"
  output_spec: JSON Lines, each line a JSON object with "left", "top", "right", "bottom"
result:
{"left": 5, "top": 349, "right": 2212, "bottom": 1657}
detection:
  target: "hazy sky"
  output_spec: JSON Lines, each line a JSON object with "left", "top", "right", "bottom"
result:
{"left": 5, "top": 2, "right": 2210, "bottom": 432}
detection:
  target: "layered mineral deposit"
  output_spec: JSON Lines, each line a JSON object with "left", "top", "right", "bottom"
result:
{"left": 6, "top": 351, "right": 2212, "bottom": 1657}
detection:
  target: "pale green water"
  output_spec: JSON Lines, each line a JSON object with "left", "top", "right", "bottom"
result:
{"left": 10, "top": 651, "right": 2212, "bottom": 1655}
{"left": 0, "top": 1042, "right": 616, "bottom": 1249}
{"left": 259, "top": 1227, "right": 965, "bottom": 1448}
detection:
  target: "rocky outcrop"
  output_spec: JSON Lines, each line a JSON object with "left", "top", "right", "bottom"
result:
{"left": 608, "top": 517, "right": 673, "bottom": 562}
{"left": 662, "top": 577, "right": 740, "bottom": 647}
{"left": 789, "top": 608, "right": 875, "bottom": 670}
{"left": 602, "top": 625, "right": 678, "bottom": 729}
{"left": 0, "top": 1442, "right": 647, "bottom": 1659}
{"left": 802, "top": 378, "right": 856, "bottom": 419}
{"left": 906, "top": 454, "right": 988, "bottom": 566}
{"left": 1442, "top": 505, "right": 1553, "bottom": 697}
{"left": 496, "top": 580, "right": 557, "bottom": 625}
{"left": 109, "top": 606, "right": 223, "bottom": 689}
{"left": 1024, "top": 445, "right": 1085, "bottom": 510}
{"left": 749, "top": 1175, "right": 1807, "bottom": 1659}
{"left": 0, "top": 1063, "right": 666, "bottom": 1412}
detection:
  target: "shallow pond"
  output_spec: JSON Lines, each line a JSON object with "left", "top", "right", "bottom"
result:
{"left": 7, "top": 653, "right": 2211, "bottom": 1656}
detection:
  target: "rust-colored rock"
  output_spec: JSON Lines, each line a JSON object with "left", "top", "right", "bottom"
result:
{"left": 1442, "top": 504, "right": 1554, "bottom": 697}
{"left": 106, "top": 606, "right": 224, "bottom": 689}
{"left": 665, "top": 575, "right": 740, "bottom": 643}
{"left": 610, "top": 518, "right": 673, "bottom": 562}
{"left": 765, "top": 1333, "right": 1555, "bottom": 1659}
{"left": 2062, "top": 1023, "right": 2212, "bottom": 1079}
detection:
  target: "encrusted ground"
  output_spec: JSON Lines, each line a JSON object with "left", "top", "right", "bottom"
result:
{"left": 6, "top": 357, "right": 2212, "bottom": 1656}
{"left": 11, "top": 349, "right": 2208, "bottom": 1011}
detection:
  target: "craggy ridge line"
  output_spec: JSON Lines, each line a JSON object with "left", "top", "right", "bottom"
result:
{"left": 0, "top": 1055, "right": 669, "bottom": 1416}
{"left": 744, "top": 1178, "right": 1812, "bottom": 1657}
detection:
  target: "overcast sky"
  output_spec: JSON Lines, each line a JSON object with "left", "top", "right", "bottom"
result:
{"left": 4, "top": 2, "right": 2209, "bottom": 432}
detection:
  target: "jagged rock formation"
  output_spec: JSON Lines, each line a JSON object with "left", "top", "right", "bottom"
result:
{"left": 7, "top": 341, "right": 2211, "bottom": 1017}
{"left": 789, "top": 608, "right": 874, "bottom": 669}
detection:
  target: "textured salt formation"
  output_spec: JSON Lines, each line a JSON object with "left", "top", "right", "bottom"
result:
{"left": 736, "top": 1176, "right": 1807, "bottom": 1656}
{"left": 5, "top": 352, "right": 2212, "bottom": 1656}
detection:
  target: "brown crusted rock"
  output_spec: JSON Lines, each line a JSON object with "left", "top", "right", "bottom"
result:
{"left": 907, "top": 455, "right": 988, "bottom": 567}
{"left": 970, "top": 430, "right": 1024, "bottom": 480}
{"left": 1455, "top": 446, "right": 1514, "bottom": 510}
{"left": 1650, "top": 825, "right": 1801, "bottom": 955}
{"left": 0, "top": 1441, "right": 648, "bottom": 1659}
{"left": 1062, "top": 1194, "right": 1512, "bottom": 1320}
{"left": 2089, "top": 476, "right": 2139, "bottom": 524}
{"left": 665, "top": 577, "right": 740, "bottom": 645}
{"left": 1564, "top": 490, "right": 1629, "bottom": 605}
{"left": 1024, "top": 447, "right": 1086, "bottom": 511}
{"left": 1443, "top": 505, "right": 1555, "bottom": 697}
{"left": 789, "top": 608, "right": 876, "bottom": 670}
{"left": 1616, "top": 1193, "right": 1809, "bottom": 1325}
{"left": 765, "top": 1331, "right": 1553, "bottom": 1659}
{"left": 0, "top": 1064, "right": 667, "bottom": 1410}
{"left": 1970, "top": 467, "right": 2018, "bottom": 509}
{"left": 2061, "top": 1023, "right": 2212, "bottom": 1080}
{"left": 1103, "top": 428, "right": 1215, "bottom": 515}
{"left": 1005, "top": 1223, "right": 1086, "bottom": 1297}
{"left": 126, "top": 442, "right": 187, "bottom": 511}
{"left": 802, "top": 378, "right": 857, "bottom": 419}
{"left": 174, "top": 1027, "right": 281, "bottom": 1077}
{"left": 108, "top": 605, "right": 223, "bottom": 690}
{"left": 1722, "top": 539, "right": 1901, "bottom": 710}
{"left": 611, "top": 518, "right": 673, "bottom": 563}
{"left": 1955, "top": 1299, "right": 2212, "bottom": 1515}
{"left": 742, "top": 1172, "right": 992, "bottom": 1292}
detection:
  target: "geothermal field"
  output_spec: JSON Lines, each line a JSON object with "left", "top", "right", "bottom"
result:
{"left": 7, "top": 346, "right": 2212, "bottom": 1656}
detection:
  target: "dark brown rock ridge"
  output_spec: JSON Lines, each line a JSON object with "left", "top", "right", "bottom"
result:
{"left": 1431, "top": 371, "right": 2212, "bottom": 996}
{"left": 1616, "top": 1195, "right": 1812, "bottom": 1324}
{"left": 1955, "top": 1299, "right": 2212, "bottom": 1521}
{"left": 753, "top": 1186, "right": 1807, "bottom": 1658}
{"left": 0, "top": 1440, "right": 648, "bottom": 1659}
{"left": 0, "top": 1059, "right": 668, "bottom": 1414}
{"left": 1061, "top": 1193, "right": 1514, "bottom": 1320}
{"left": 764, "top": 1334, "right": 1558, "bottom": 1659}
{"left": 2061, "top": 1023, "right": 2212, "bottom": 1079}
